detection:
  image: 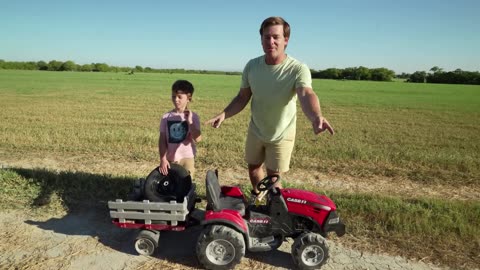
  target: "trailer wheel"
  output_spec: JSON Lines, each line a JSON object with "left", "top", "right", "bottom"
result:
{"left": 135, "top": 230, "right": 159, "bottom": 256}
{"left": 196, "top": 225, "right": 245, "bottom": 270}
{"left": 291, "top": 233, "right": 329, "bottom": 269}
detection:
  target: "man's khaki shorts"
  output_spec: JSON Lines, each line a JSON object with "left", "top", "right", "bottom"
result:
{"left": 171, "top": 158, "right": 195, "bottom": 179}
{"left": 245, "top": 128, "right": 295, "bottom": 173}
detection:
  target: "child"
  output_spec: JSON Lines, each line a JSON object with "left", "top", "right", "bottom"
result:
{"left": 159, "top": 80, "right": 201, "bottom": 179}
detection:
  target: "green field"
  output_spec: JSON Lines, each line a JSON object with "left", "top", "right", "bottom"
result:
{"left": 1, "top": 70, "right": 479, "bottom": 185}
{"left": 1, "top": 70, "right": 479, "bottom": 269}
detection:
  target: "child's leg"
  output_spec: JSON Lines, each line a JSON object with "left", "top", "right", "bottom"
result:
{"left": 174, "top": 158, "right": 195, "bottom": 179}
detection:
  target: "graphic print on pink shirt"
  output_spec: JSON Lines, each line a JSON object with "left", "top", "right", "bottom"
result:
{"left": 167, "top": 120, "right": 188, "bottom": 143}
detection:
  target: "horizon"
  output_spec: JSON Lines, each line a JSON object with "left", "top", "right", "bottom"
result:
{"left": 2, "top": 0, "right": 479, "bottom": 74}
{"left": 2, "top": 58, "right": 478, "bottom": 75}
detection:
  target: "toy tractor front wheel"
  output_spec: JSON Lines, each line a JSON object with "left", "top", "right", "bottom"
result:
{"left": 134, "top": 230, "right": 160, "bottom": 256}
{"left": 196, "top": 225, "right": 245, "bottom": 270}
{"left": 291, "top": 233, "right": 329, "bottom": 269}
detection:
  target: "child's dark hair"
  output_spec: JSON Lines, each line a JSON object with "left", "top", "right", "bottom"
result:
{"left": 172, "top": 80, "right": 194, "bottom": 100}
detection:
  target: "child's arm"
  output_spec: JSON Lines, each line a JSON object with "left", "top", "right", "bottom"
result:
{"left": 189, "top": 123, "right": 201, "bottom": 143}
{"left": 159, "top": 131, "right": 170, "bottom": 175}
{"left": 187, "top": 111, "right": 202, "bottom": 143}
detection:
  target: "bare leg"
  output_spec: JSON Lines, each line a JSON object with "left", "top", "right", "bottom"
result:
{"left": 248, "top": 164, "right": 264, "bottom": 193}
{"left": 266, "top": 168, "right": 282, "bottom": 189}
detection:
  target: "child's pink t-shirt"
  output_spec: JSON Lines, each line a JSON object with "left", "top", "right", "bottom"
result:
{"left": 160, "top": 111, "right": 200, "bottom": 162}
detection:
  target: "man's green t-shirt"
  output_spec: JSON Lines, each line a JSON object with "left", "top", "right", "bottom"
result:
{"left": 241, "top": 55, "right": 312, "bottom": 142}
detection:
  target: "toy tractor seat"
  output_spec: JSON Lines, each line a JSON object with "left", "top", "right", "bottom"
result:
{"left": 205, "top": 170, "right": 246, "bottom": 216}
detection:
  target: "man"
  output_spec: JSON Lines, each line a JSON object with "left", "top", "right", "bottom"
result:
{"left": 206, "top": 16, "right": 334, "bottom": 196}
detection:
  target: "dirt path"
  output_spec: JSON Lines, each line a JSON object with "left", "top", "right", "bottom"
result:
{"left": 0, "top": 210, "right": 446, "bottom": 270}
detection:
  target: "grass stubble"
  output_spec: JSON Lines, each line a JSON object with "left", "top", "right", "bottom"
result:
{"left": 0, "top": 70, "right": 479, "bottom": 269}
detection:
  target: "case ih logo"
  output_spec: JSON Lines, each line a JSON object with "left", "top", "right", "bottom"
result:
{"left": 287, "top": 197, "right": 307, "bottom": 204}
{"left": 249, "top": 218, "right": 270, "bottom": 224}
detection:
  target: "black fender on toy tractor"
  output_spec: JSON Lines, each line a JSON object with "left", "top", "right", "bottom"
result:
{"left": 291, "top": 215, "right": 324, "bottom": 237}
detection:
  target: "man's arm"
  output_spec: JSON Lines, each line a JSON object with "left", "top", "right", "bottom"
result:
{"left": 296, "top": 87, "right": 334, "bottom": 135}
{"left": 205, "top": 87, "right": 252, "bottom": 128}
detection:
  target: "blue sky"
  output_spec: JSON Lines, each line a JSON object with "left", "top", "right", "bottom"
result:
{"left": 2, "top": 0, "right": 479, "bottom": 73}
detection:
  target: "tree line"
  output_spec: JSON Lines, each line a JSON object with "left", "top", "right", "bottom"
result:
{"left": 0, "top": 59, "right": 241, "bottom": 76}
{"left": 311, "top": 66, "right": 480, "bottom": 85}
{"left": 1, "top": 59, "right": 479, "bottom": 85}
{"left": 311, "top": 66, "right": 396, "bottom": 81}
{"left": 406, "top": 66, "right": 480, "bottom": 85}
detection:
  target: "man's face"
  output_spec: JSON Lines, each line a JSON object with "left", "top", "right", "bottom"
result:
{"left": 261, "top": 25, "right": 289, "bottom": 60}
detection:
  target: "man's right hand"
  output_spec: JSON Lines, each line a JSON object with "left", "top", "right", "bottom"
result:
{"left": 205, "top": 112, "right": 226, "bottom": 128}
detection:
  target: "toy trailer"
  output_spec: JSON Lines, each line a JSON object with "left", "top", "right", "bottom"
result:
{"left": 108, "top": 183, "right": 198, "bottom": 255}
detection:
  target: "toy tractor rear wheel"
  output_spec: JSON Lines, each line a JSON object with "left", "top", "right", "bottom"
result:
{"left": 291, "top": 232, "right": 329, "bottom": 269}
{"left": 196, "top": 225, "right": 245, "bottom": 270}
{"left": 134, "top": 230, "right": 160, "bottom": 256}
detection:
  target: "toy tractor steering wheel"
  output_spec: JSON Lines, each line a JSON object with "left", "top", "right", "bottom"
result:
{"left": 257, "top": 175, "right": 280, "bottom": 192}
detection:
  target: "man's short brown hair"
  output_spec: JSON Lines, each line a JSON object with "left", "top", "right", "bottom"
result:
{"left": 259, "top": 16, "right": 290, "bottom": 39}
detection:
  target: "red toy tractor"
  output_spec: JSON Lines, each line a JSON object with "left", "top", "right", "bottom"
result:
{"left": 108, "top": 165, "right": 345, "bottom": 269}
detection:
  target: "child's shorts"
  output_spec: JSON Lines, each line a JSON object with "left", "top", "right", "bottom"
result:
{"left": 171, "top": 158, "right": 195, "bottom": 179}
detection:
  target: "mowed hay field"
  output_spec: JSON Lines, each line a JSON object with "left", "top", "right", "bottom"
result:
{"left": 1, "top": 70, "right": 479, "bottom": 269}
{"left": 1, "top": 70, "right": 479, "bottom": 184}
